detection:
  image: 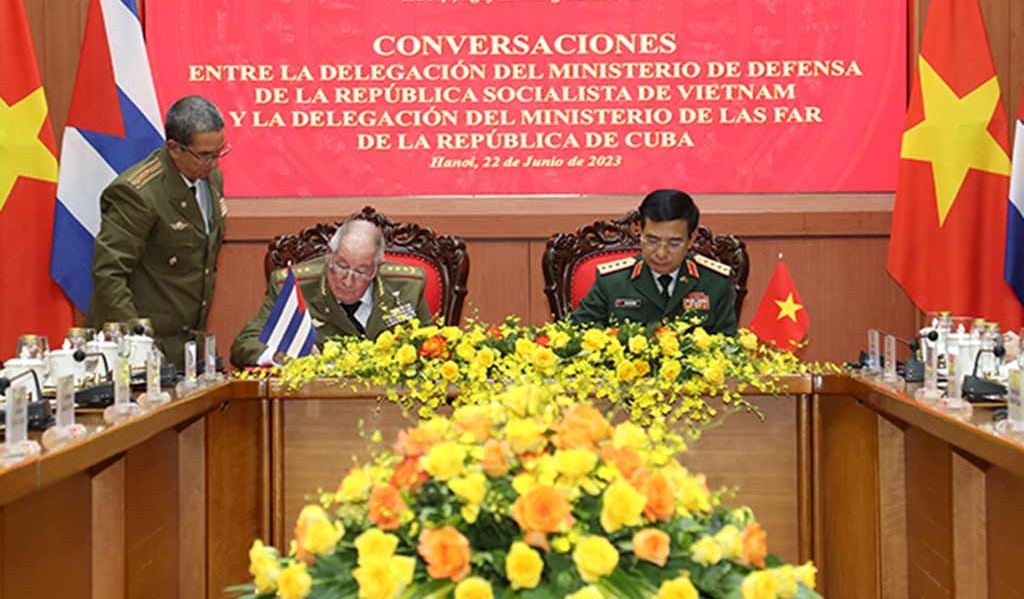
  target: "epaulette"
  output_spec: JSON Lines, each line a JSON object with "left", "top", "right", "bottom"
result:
{"left": 596, "top": 256, "right": 636, "bottom": 275}
{"left": 379, "top": 262, "right": 424, "bottom": 279}
{"left": 693, "top": 254, "right": 732, "bottom": 277}
{"left": 272, "top": 263, "right": 320, "bottom": 285}
{"left": 126, "top": 154, "right": 163, "bottom": 190}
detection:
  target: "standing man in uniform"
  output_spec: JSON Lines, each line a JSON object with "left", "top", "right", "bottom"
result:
{"left": 230, "top": 219, "right": 433, "bottom": 368}
{"left": 87, "top": 95, "right": 229, "bottom": 369}
{"left": 570, "top": 189, "right": 738, "bottom": 335}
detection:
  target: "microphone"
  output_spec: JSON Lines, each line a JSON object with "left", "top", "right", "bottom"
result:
{"left": 73, "top": 348, "right": 113, "bottom": 381}
{"left": 0, "top": 366, "right": 54, "bottom": 431}
{"left": 856, "top": 329, "right": 926, "bottom": 382}
{"left": 962, "top": 338, "right": 1007, "bottom": 402}
{"left": 0, "top": 367, "right": 44, "bottom": 400}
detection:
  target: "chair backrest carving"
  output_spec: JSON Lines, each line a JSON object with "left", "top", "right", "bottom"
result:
{"left": 264, "top": 206, "right": 470, "bottom": 325}
{"left": 542, "top": 209, "right": 749, "bottom": 321}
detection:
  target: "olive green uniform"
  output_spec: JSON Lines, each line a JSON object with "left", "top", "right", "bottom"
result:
{"left": 570, "top": 253, "right": 738, "bottom": 335}
{"left": 230, "top": 256, "right": 433, "bottom": 368}
{"left": 87, "top": 147, "right": 224, "bottom": 369}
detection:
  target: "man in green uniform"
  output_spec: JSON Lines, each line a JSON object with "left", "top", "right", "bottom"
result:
{"left": 570, "top": 189, "right": 738, "bottom": 335}
{"left": 87, "top": 96, "right": 229, "bottom": 369}
{"left": 230, "top": 219, "right": 433, "bottom": 367}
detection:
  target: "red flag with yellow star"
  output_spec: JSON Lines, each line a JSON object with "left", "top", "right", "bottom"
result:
{"left": 0, "top": 0, "right": 74, "bottom": 358}
{"left": 749, "top": 259, "right": 809, "bottom": 351}
{"left": 887, "top": 0, "right": 1023, "bottom": 329}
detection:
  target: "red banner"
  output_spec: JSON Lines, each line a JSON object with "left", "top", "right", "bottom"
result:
{"left": 147, "top": 0, "right": 906, "bottom": 197}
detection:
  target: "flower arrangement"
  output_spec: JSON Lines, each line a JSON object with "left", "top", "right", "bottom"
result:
{"left": 229, "top": 384, "right": 820, "bottom": 599}
{"left": 242, "top": 318, "right": 810, "bottom": 428}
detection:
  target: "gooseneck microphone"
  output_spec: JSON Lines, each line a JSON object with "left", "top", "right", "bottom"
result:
{"left": 0, "top": 366, "right": 44, "bottom": 402}
{"left": 73, "top": 349, "right": 113, "bottom": 381}
{"left": 962, "top": 338, "right": 1008, "bottom": 402}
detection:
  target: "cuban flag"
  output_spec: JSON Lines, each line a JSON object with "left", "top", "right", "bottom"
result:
{"left": 50, "top": 0, "right": 163, "bottom": 311}
{"left": 1007, "top": 98, "right": 1024, "bottom": 307}
{"left": 259, "top": 269, "right": 318, "bottom": 359}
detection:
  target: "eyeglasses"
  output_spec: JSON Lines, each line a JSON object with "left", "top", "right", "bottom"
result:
{"left": 182, "top": 142, "right": 232, "bottom": 164}
{"left": 327, "top": 261, "right": 374, "bottom": 281}
{"left": 642, "top": 235, "right": 688, "bottom": 250}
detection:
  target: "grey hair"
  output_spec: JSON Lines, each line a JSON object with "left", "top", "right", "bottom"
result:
{"left": 329, "top": 220, "right": 385, "bottom": 266}
{"left": 165, "top": 96, "right": 224, "bottom": 145}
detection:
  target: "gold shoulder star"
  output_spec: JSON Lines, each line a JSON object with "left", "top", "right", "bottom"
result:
{"left": 0, "top": 87, "right": 58, "bottom": 210}
{"left": 775, "top": 293, "right": 804, "bottom": 323}
{"left": 900, "top": 57, "right": 1011, "bottom": 226}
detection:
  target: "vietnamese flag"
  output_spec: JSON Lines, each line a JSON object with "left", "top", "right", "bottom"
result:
{"left": 887, "top": 0, "right": 1023, "bottom": 329}
{"left": 749, "top": 259, "right": 809, "bottom": 351}
{"left": 0, "top": 0, "right": 74, "bottom": 358}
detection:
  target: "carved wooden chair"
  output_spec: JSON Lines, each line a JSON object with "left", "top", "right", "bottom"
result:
{"left": 264, "top": 206, "right": 470, "bottom": 325}
{"left": 542, "top": 209, "right": 749, "bottom": 321}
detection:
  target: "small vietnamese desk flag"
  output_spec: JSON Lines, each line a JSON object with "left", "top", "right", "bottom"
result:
{"left": 0, "top": 0, "right": 74, "bottom": 357}
{"left": 258, "top": 268, "right": 317, "bottom": 360}
{"left": 887, "top": 0, "right": 1023, "bottom": 329}
{"left": 749, "top": 258, "right": 809, "bottom": 351}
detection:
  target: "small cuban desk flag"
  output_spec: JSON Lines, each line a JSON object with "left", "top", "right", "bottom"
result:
{"left": 259, "top": 268, "right": 317, "bottom": 359}
{"left": 749, "top": 257, "right": 809, "bottom": 351}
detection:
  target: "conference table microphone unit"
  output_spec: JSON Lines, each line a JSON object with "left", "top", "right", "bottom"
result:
{"left": 0, "top": 365, "right": 54, "bottom": 431}
{"left": 962, "top": 340, "right": 1008, "bottom": 403}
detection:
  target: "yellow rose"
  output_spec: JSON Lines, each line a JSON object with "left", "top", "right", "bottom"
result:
{"left": 505, "top": 418, "right": 546, "bottom": 454}
{"left": 555, "top": 448, "right": 598, "bottom": 479}
{"left": 336, "top": 467, "right": 372, "bottom": 503}
{"left": 455, "top": 577, "right": 493, "bottom": 599}
{"left": 353, "top": 555, "right": 416, "bottom": 599}
{"left": 703, "top": 362, "right": 726, "bottom": 386}
{"left": 600, "top": 480, "right": 646, "bottom": 533}
{"left": 354, "top": 528, "right": 399, "bottom": 563}
{"left": 582, "top": 329, "right": 609, "bottom": 352}
{"left": 795, "top": 562, "right": 817, "bottom": 589}
{"left": 321, "top": 340, "right": 340, "bottom": 360}
{"left": 396, "top": 343, "right": 417, "bottom": 365}
{"left": 655, "top": 575, "right": 699, "bottom": 599}
{"left": 741, "top": 570, "right": 777, "bottom": 599}
{"left": 248, "top": 540, "right": 280, "bottom": 593}
{"left": 573, "top": 536, "right": 619, "bottom": 583}
{"left": 633, "top": 359, "right": 651, "bottom": 377}
{"left": 456, "top": 342, "right": 476, "bottom": 362}
{"left": 342, "top": 351, "right": 360, "bottom": 370}
{"left": 658, "top": 332, "right": 680, "bottom": 355}
{"left": 375, "top": 331, "right": 395, "bottom": 351}
{"left": 739, "top": 331, "right": 758, "bottom": 350}
{"left": 475, "top": 347, "right": 496, "bottom": 368}
{"left": 440, "top": 360, "right": 461, "bottom": 382}
{"left": 277, "top": 562, "right": 312, "bottom": 599}
{"left": 448, "top": 472, "right": 488, "bottom": 523}
{"left": 612, "top": 422, "right": 647, "bottom": 450}
{"left": 294, "top": 504, "right": 344, "bottom": 557}
{"left": 566, "top": 586, "right": 605, "bottom": 599}
{"left": 628, "top": 335, "right": 648, "bottom": 353}
{"left": 690, "top": 535, "right": 722, "bottom": 566}
{"left": 692, "top": 327, "right": 712, "bottom": 351}
{"left": 515, "top": 338, "right": 536, "bottom": 357}
{"left": 442, "top": 326, "right": 463, "bottom": 342}
{"left": 549, "top": 330, "right": 571, "bottom": 349}
{"left": 420, "top": 441, "right": 467, "bottom": 481}
{"left": 773, "top": 565, "right": 798, "bottom": 598}
{"left": 676, "top": 472, "right": 711, "bottom": 515}
{"left": 659, "top": 359, "right": 682, "bottom": 381}
{"left": 714, "top": 524, "right": 743, "bottom": 560}
{"left": 505, "top": 541, "right": 544, "bottom": 589}
{"left": 532, "top": 346, "right": 558, "bottom": 372}
{"left": 616, "top": 360, "right": 637, "bottom": 382}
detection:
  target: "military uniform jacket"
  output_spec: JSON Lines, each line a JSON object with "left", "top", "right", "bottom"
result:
{"left": 230, "top": 256, "right": 433, "bottom": 368}
{"left": 87, "top": 147, "right": 225, "bottom": 368}
{"left": 570, "top": 253, "right": 738, "bottom": 335}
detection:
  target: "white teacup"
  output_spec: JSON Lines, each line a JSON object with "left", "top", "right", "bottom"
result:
{"left": 47, "top": 349, "right": 86, "bottom": 387}
{"left": 85, "top": 340, "right": 119, "bottom": 379}
{"left": 126, "top": 335, "right": 154, "bottom": 370}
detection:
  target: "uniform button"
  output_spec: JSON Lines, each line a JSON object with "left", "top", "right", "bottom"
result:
{"left": 180, "top": 201, "right": 187, "bottom": 209}
{"left": 168, "top": 256, "right": 177, "bottom": 266}
{"left": 201, "top": 300, "right": 207, "bottom": 307}
{"left": 204, "top": 268, "right": 210, "bottom": 275}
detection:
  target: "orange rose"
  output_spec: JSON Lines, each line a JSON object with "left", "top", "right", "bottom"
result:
{"left": 418, "top": 526, "right": 472, "bottom": 582}
{"left": 368, "top": 484, "right": 407, "bottom": 530}
{"left": 553, "top": 405, "right": 612, "bottom": 449}
{"left": 453, "top": 407, "right": 493, "bottom": 443}
{"left": 601, "top": 445, "right": 646, "bottom": 482}
{"left": 740, "top": 524, "right": 767, "bottom": 568}
{"left": 480, "top": 439, "right": 511, "bottom": 477}
{"left": 390, "top": 456, "right": 428, "bottom": 492}
{"left": 485, "top": 325, "right": 503, "bottom": 339}
{"left": 633, "top": 528, "right": 671, "bottom": 566}
{"left": 394, "top": 426, "right": 442, "bottom": 458}
{"left": 512, "top": 486, "right": 573, "bottom": 535}
{"left": 419, "top": 335, "right": 450, "bottom": 359}
{"left": 639, "top": 471, "right": 676, "bottom": 521}
{"left": 534, "top": 334, "right": 550, "bottom": 347}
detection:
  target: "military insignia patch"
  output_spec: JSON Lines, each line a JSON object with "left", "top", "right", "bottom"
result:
{"left": 169, "top": 221, "right": 188, "bottom": 231}
{"left": 596, "top": 257, "right": 636, "bottom": 276}
{"left": 311, "top": 318, "right": 325, "bottom": 328}
{"left": 682, "top": 292, "right": 710, "bottom": 310}
{"left": 614, "top": 298, "right": 642, "bottom": 308}
{"left": 219, "top": 197, "right": 229, "bottom": 218}
{"left": 384, "top": 290, "right": 419, "bottom": 328}
{"left": 693, "top": 254, "right": 731, "bottom": 277}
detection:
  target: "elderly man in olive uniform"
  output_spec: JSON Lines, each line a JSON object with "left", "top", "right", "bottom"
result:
{"left": 570, "top": 189, "right": 737, "bottom": 335}
{"left": 230, "top": 219, "right": 433, "bottom": 368}
{"left": 87, "top": 95, "right": 229, "bottom": 369}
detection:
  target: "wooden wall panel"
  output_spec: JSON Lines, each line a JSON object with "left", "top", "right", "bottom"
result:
{"left": 92, "top": 458, "right": 126, "bottom": 599}
{"left": 206, "top": 398, "right": 266, "bottom": 596}
{"left": 818, "top": 394, "right": 880, "bottom": 599}
{"left": 905, "top": 427, "right": 953, "bottom": 599}
{"left": 951, "top": 452, "right": 988, "bottom": 599}
{"left": 125, "top": 430, "right": 180, "bottom": 598}
{"left": 461, "top": 240, "right": 532, "bottom": 325}
{"left": 986, "top": 466, "right": 1024, "bottom": 599}
{"left": 3, "top": 474, "right": 92, "bottom": 598}
{"left": 206, "top": 241, "right": 268, "bottom": 355}
{"left": 877, "top": 416, "right": 908, "bottom": 598}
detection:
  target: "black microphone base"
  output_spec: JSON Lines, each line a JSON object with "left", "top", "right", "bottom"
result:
{"left": 903, "top": 358, "right": 924, "bottom": 383}
{"left": 962, "top": 376, "right": 1008, "bottom": 403}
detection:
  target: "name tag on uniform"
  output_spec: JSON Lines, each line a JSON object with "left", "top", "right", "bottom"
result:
{"left": 614, "top": 298, "right": 642, "bottom": 309}
{"left": 683, "top": 292, "right": 711, "bottom": 311}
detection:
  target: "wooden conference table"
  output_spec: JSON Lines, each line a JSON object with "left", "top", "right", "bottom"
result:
{"left": 0, "top": 374, "right": 1021, "bottom": 598}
